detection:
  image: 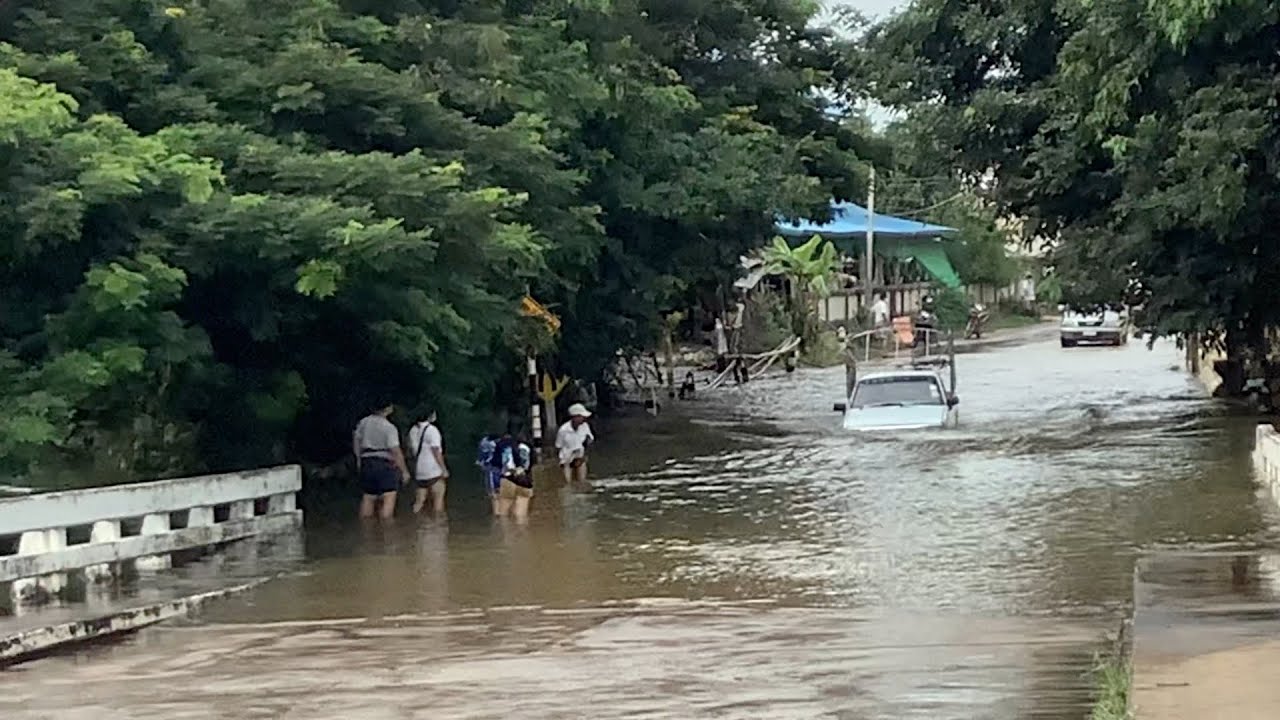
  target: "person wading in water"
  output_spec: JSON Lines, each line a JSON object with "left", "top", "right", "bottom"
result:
{"left": 408, "top": 408, "right": 449, "bottom": 515}
{"left": 476, "top": 433, "right": 502, "bottom": 515}
{"left": 556, "top": 403, "right": 595, "bottom": 484}
{"left": 353, "top": 398, "right": 409, "bottom": 519}
{"left": 495, "top": 426, "right": 534, "bottom": 521}
{"left": 841, "top": 328, "right": 859, "bottom": 400}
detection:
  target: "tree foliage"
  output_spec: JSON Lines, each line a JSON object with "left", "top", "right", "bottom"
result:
{"left": 0, "top": 0, "right": 864, "bottom": 476}
{"left": 872, "top": 118, "right": 1020, "bottom": 287}
{"left": 861, "top": 0, "right": 1280, "bottom": 363}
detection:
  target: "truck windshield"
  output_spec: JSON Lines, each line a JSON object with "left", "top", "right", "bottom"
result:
{"left": 852, "top": 377, "right": 943, "bottom": 407}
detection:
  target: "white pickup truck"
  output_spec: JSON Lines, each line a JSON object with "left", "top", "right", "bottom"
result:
{"left": 1060, "top": 307, "right": 1128, "bottom": 348}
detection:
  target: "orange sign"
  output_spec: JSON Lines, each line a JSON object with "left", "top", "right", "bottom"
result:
{"left": 521, "top": 295, "right": 561, "bottom": 331}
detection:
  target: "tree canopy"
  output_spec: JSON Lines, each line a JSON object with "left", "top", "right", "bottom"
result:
{"left": 0, "top": 0, "right": 866, "bottom": 477}
{"left": 860, "top": 0, "right": 1280, "bottom": 364}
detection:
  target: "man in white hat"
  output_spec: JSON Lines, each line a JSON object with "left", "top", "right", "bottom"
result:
{"left": 556, "top": 403, "right": 595, "bottom": 483}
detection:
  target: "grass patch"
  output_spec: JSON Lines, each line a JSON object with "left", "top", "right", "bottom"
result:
{"left": 1090, "top": 651, "right": 1132, "bottom": 720}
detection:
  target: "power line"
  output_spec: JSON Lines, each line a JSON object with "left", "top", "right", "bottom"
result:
{"left": 876, "top": 176, "right": 957, "bottom": 187}
{"left": 881, "top": 191, "right": 968, "bottom": 218}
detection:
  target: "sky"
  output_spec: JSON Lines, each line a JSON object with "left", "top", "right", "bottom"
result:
{"left": 825, "top": 0, "right": 909, "bottom": 127}
{"left": 831, "top": 0, "right": 906, "bottom": 21}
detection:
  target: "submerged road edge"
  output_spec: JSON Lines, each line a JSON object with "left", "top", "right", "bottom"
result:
{"left": 0, "top": 576, "right": 271, "bottom": 666}
{"left": 1130, "top": 424, "right": 1280, "bottom": 719}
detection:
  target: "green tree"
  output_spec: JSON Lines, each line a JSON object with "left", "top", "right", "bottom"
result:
{"left": 872, "top": 116, "right": 1019, "bottom": 288}
{"left": 861, "top": 0, "right": 1280, "bottom": 381}
{"left": 0, "top": 0, "right": 868, "bottom": 477}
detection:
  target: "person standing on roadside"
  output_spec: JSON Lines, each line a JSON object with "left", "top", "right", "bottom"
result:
{"left": 713, "top": 315, "right": 729, "bottom": 374}
{"left": 407, "top": 409, "right": 449, "bottom": 515}
{"left": 728, "top": 297, "right": 746, "bottom": 355}
{"left": 870, "top": 292, "right": 891, "bottom": 329}
{"left": 353, "top": 399, "right": 409, "bottom": 520}
{"left": 842, "top": 329, "right": 859, "bottom": 400}
{"left": 556, "top": 403, "right": 595, "bottom": 483}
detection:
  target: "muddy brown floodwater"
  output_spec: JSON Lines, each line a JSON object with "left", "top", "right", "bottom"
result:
{"left": 3, "top": 326, "right": 1279, "bottom": 719}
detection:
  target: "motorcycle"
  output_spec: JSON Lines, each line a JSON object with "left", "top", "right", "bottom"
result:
{"left": 965, "top": 303, "right": 990, "bottom": 339}
{"left": 913, "top": 296, "right": 937, "bottom": 349}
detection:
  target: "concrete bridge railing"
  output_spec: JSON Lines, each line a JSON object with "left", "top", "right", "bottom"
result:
{"left": 1253, "top": 424, "right": 1280, "bottom": 502}
{"left": 0, "top": 466, "right": 302, "bottom": 607}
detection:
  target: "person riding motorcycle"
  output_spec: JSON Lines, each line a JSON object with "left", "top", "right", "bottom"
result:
{"left": 913, "top": 295, "right": 937, "bottom": 348}
{"left": 966, "top": 302, "right": 990, "bottom": 339}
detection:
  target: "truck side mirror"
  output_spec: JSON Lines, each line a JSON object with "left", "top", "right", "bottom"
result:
{"left": 947, "top": 394, "right": 959, "bottom": 407}
{"left": 833, "top": 402, "right": 847, "bottom": 413}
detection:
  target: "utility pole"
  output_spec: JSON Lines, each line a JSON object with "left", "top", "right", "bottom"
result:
{"left": 864, "top": 166, "right": 876, "bottom": 311}
{"left": 527, "top": 355, "right": 543, "bottom": 459}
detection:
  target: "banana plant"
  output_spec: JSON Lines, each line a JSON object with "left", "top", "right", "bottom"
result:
{"left": 761, "top": 234, "right": 839, "bottom": 345}
{"left": 762, "top": 234, "right": 840, "bottom": 298}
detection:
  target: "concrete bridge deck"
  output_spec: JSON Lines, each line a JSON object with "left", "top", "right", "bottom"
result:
{"left": 0, "top": 533, "right": 304, "bottom": 663}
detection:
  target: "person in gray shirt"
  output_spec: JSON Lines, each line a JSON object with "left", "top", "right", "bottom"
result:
{"left": 352, "top": 398, "right": 409, "bottom": 519}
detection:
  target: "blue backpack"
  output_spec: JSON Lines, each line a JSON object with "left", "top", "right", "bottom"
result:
{"left": 477, "top": 436, "right": 498, "bottom": 468}
{"left": 501, "top": 442, "right": 532, "bottom": 472}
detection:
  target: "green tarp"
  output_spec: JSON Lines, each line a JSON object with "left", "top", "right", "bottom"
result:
{"left": 876, "top": 238, "right": 963, "bottom": 289}
{"left": 775, "top": 201, "right": 964, "bottom": 289}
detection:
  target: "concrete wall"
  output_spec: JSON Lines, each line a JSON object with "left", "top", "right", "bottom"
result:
{"left": 0, "top": 466, "right": 302, "bottom": 607}
{"left": 1188, "top": 347, "right": 1225, "bottom": 395}
{"left": 1253, "top": 424, "right": 1280, "bottom": 502}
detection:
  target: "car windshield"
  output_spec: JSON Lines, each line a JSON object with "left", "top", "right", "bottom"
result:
{"left": 852, "top": 377, "right": 943, "bottom": 407}
{"left": 1063, "top": 308, "right": 1121, "bottom": 323}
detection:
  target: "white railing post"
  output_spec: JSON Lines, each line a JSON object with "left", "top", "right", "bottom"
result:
{"left": 189, "top": 506, "right": 214, "bottom": 528}
{"left": 135, "top": 513, "right": 172, "bottom": 571}
{"left": 12, "top": 529, "right": 55, "bottom": 605}
{"left": 84, "top": 521, "right": 119, "bottom": 614}
{"left": 85, "top": 520, "right": 122, "bottom": 583}
{"left": 222, "top": 499, "right": 260, "bottom": 566}
{"left": 43, "top": 528, "right": 67, "bottom": 597}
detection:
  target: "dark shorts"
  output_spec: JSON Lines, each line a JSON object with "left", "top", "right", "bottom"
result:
{"left": 416, "top": 475, "right": 444, "bottom": 490}
{"left": 359, "top": 457, "right": 399, "bottom": 496}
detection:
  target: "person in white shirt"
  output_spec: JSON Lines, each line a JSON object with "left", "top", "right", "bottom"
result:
{"left": 728, "top": 299, "right": 746, "bottom": 354}
{"left": 870, "top": 293, "right": 891, "bottom": 329}
{"left": 407, "top": 409, "right": 449, "bottom": 515}
{"left": 713, "top": 316, "right": 729, "bottom": 373}
{"left": 556, "top": 403, "right": 595, "bottom": 483}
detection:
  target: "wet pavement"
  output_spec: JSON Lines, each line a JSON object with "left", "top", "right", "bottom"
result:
{"left": 3, "top": 324, "right": 1278, "bottom": 719}
{"left": 1132, "top": 551, "right": 1280, "bottom": 719}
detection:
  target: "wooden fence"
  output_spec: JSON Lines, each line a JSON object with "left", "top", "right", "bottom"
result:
{"left": 817, "top": 282, "right": 1022, "bottom": 325}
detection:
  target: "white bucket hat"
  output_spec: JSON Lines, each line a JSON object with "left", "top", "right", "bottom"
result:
{"left": 567, "top": 403, "right": 592, "bottom": 418}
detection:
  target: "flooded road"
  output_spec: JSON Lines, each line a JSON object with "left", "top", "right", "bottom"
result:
{"left": 3, "top": 326, "right": 1278, "bottom": 719}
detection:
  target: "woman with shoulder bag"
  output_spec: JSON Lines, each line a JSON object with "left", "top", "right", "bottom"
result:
{"left": 408, "top": 408, "right": 450, "bottom": 515}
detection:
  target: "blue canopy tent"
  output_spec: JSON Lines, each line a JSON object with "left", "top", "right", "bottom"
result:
{"left": 775, "top": 202, "right": 962, "bottom": 288}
